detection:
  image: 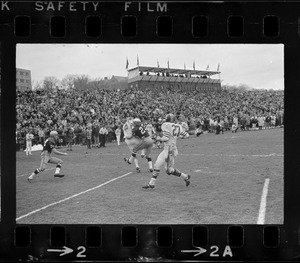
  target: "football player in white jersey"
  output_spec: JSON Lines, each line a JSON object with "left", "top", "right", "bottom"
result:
{"left": 142, "top": 113, "right": 191, "bottom": 189}
{"left": 123, "top": 117, "right": 145, "bottom": 173}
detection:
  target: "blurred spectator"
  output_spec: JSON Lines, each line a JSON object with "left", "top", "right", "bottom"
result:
{"left": 99, "top": 125, "right": 108, "bottom": 147}
{"left": 25, "top": 129, "right": 34, "bottom": 155}
{"left": 115, "top": 126, "right": 121, "bottom": 146}
{"left": 92, "top": 120, "right": 100, "bottom": 147}
{"left": 86, "top": 123, "right": 92, "bottom": 149}
{"left": 258, "top": 116, "right": 265, "bottom": 130}
{"left": 38, "top": 127, "right": 45, "bottom": 145}
{"left": 66, "top": 124, "right": 75, "bottom": 151}
{"left": 15, "top": 87, "right": 284, "bottom": 149}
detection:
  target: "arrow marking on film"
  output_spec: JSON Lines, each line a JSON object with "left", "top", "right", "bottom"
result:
{"left": 181, "top": 246, "right": 207, "bottom": 257}
{"left": 47, "top": 246, "right": 73, "bottom": 256}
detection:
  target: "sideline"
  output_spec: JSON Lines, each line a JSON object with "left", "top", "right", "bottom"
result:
{"left": 16, "top": 172, "right": 132, "bottom": 221}
{"left": 257, "top": 178, "right": 270, "bottom": 224}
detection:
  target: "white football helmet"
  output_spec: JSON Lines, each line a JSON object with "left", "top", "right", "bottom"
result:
{"left": 133, "top": 118, "right": 141, "bottom": 126}
{"left": 50, "top": 130, "right": 58, "bottom": 137}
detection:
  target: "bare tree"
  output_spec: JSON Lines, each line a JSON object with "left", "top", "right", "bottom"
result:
{"left": 61, "top": 74, "right": 77, "bottom": 89}
{"left": 32, "top": 80, "right": 43, "bottom": 90}
{"left": 73, "top": 74, "right": 91, "bottom": 89}
{"left": 43, "top": 76, "right": 60, "bottom": 90}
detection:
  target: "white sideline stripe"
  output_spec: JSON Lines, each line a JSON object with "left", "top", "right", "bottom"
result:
{"left": 17, "top": 168, "right": 55, "bottom": 178}
{"left": 257, "top": 178, "right": 270, "bottom": 224}
{"left": 16, "top": 172, "right": 132, "bottom": 221}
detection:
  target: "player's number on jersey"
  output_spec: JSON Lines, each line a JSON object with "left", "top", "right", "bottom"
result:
{"left": 172, "top": 124, "right": 180, "bottom": 136}
{"left": 139, "top": 127, "right": 146, "bottom": 135}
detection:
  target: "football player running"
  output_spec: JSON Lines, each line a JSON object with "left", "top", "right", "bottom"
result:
{"left": 124, "top": 118, "right": 154, "bottom": 172}
{"left": 142, "top": 113, "right": 191, "bottom": 189}
{"left": 153, "top": 118, "right": 163, "bottom": 148}
{"left": 123, "top": 117, "right": 145, "bottom": 172}
{"left": 27, "top": 131, "right": 68, "bottom": 182}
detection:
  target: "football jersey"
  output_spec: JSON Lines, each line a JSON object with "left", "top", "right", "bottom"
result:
{"left": 42, "top": 138, "right": 56, "bottom": 154}
{"left": 145, "top": 124, "right": 155, "bottom": 136}
{"left": 161, "top": 122, "right": 188, "bottom": 147}
{"left": 132, "top": 125, "right": 149, "bottom": 139}
{"left": 154, "top": 122, "right": 162, "bottom": 132}
{"left": 123, "top": 121, "right": 133, "bottom": 138}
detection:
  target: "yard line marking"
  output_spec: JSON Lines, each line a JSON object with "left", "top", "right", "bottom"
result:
{"left": 16, "top": 172, "right": 132, "bottom": 221}
{"left": 257, "top": 178, "right": 270, "bottom": 224}
{"left": 17, "top": 168, "right": 55, "bottom": 178}
{"left": 194, "top": 167, "right": 209, "bottom": 172}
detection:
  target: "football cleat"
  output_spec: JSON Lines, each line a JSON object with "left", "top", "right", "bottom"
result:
{"left": 54, "top": 173, "right": 65, "bottom": 178}
{"left": 136, "top": 167, "right": 141, "bottom": 173}
{"left": 185, "top": 174, "right": 191, "bottom": 187}
{"left": 124, "top": 158, "right": 131, "bottom": 164}
{"left": 149, "top": 169, "right": 154, "bottom": 173}
{"left": 141, "top": 154, "right": 145, "bottom": 158}
{"left": 27, "top": 177, "right": 33, "bottom": 183}
{"left": 142, "top": 183, "right": 155, "bottom": 189}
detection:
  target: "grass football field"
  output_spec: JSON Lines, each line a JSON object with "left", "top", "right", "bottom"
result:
{"left": 16, "top": 128, "right": 283, "bottom": 225}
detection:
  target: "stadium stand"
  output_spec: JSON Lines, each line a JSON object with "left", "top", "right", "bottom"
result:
{"left": 16, "top": 87, "right": 284, "bottom": 150}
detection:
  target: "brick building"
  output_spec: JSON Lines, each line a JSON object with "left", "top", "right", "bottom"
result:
{"left": 16, "top": 68, "right": 32, "bottom": 90}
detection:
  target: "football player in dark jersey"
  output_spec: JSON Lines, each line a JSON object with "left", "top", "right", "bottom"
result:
{"left": 27, "top": 131, "right": 68, "bottom": 182}
{"left": 124, "top": 118, "right": 154, "bottom": 172}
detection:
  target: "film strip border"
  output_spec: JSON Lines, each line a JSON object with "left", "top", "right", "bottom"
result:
{"left": 0, "top": 1, "right": 299, "bottom": 42}
{"left": 1, "top": 0, "right": 300, "bottom": 262}
{"left": 7, "top": 225, "right": 300, "bottom": 261}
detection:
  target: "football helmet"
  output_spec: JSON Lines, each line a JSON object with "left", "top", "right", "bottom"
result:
{"left": 50, "top": 131, "right": 58, "bottom": 137}
{"left": 166, "top": 113, "right": 175, "bottom": 123}
{"left": 133, "top": 118, "right": 141, "bottom": 126}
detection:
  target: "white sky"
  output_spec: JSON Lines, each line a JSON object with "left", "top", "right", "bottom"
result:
{"left": 16, "top": 44, "right": 284, "bottom": 90}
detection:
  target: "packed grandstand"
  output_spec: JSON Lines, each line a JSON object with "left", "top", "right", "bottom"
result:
{"left": 16, "top": 86, "right": 284, "bottom": 149}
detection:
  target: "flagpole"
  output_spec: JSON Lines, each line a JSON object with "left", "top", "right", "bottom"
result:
{"left": 218, "top": 63, "right": 221, "bottom": 90}
{"left": 126, "top": 57, "right": 129, "bottom": 70}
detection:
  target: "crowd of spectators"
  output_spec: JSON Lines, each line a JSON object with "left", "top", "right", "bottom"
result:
{"left": 16, "top": 86, "right": 284, "bottom": 150}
